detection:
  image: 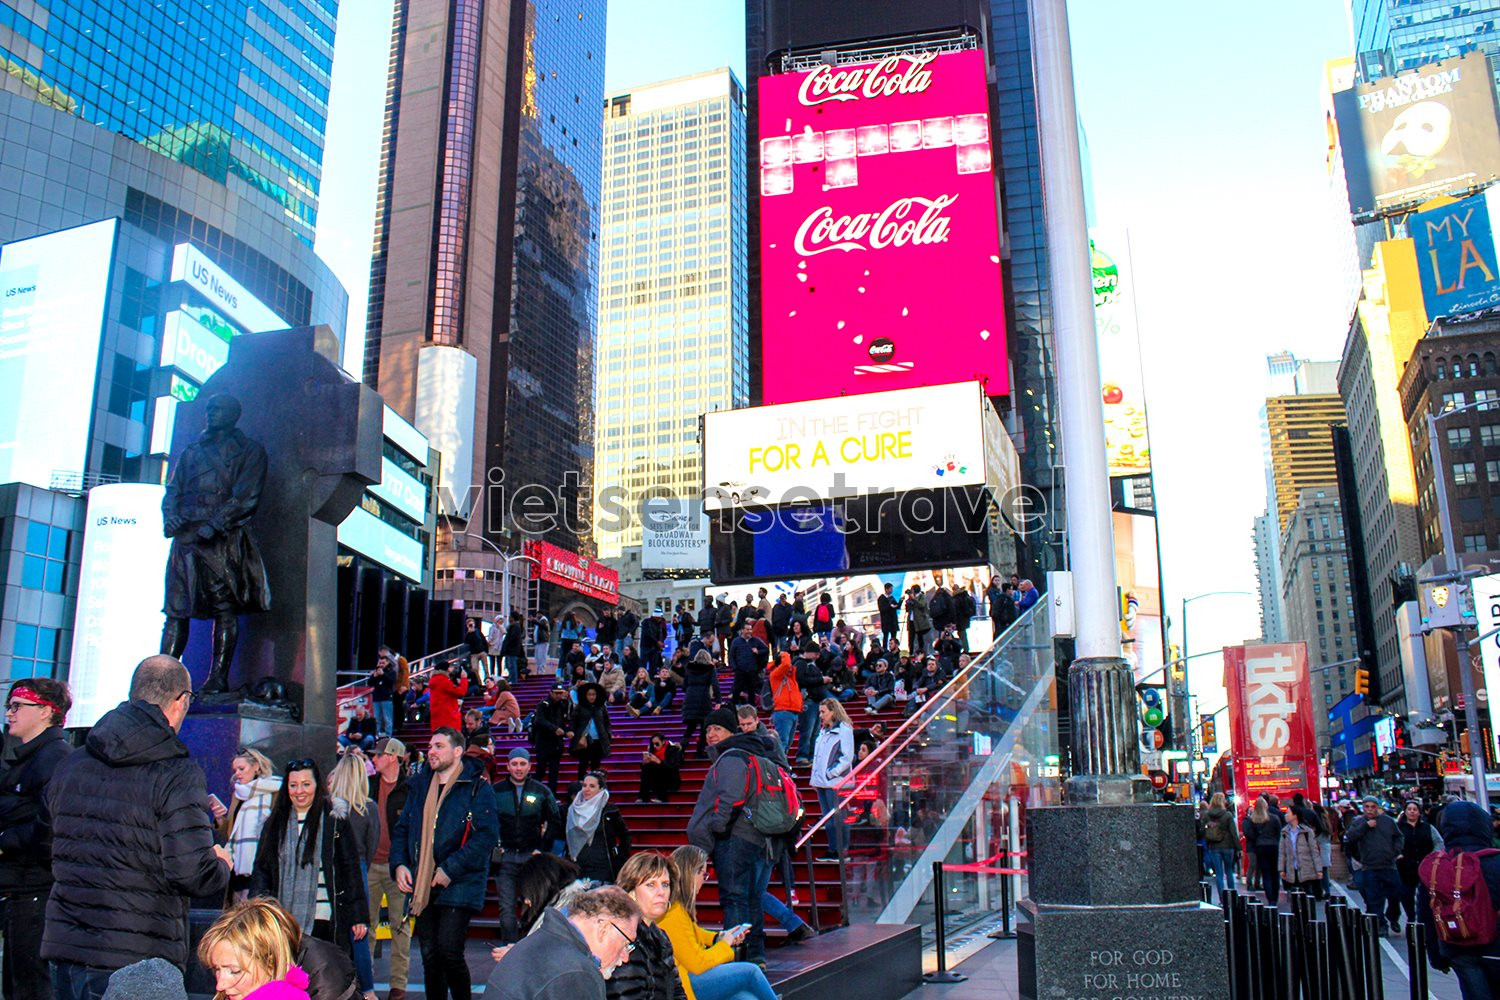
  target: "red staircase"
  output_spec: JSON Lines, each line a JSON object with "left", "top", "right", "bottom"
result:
{"left": 393, "top": 657, "right": 908, "bottom": 934}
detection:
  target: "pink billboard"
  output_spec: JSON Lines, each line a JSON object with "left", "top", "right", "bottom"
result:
{"left": 759, "top": 48, "right": 1008, "bottom": 404}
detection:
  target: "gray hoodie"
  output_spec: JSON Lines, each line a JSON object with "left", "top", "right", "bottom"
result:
{"left": 685, "top": 730, "right": 781, "bottom": 853}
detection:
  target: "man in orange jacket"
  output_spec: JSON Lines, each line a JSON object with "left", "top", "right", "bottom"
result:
{"left": 769, "top": 652, "right": 803, "bottom": 762}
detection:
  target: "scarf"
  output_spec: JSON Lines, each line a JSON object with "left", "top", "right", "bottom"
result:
{"left": 230, "top": 776, "right": 282, "bottom": 875}
{"left": 410, "top": 768, "right": 459, "bottom": 917}
{"left": 567, "top": 788, "right": 609, "bottom": 861}
{"left": 277, "top": 809, "right": 324, "bottom": 932}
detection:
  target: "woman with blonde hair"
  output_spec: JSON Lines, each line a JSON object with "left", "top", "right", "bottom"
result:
{"left": 198, "top": 898, "right": 309, "bottom": 1000}
{"left": 658, "top": 846, "right": 775, "bottom": 1000}
{"left": 606, "top": 852, "right": 685, "bottom": 1000}
{"left": 810, "top": 698, "right": 855, "bottom": 862}
{"left": 210, "top": 748, "right": 282, "bottom": 903}
{"left": 326, "top": 753, "right": 380, "bottom": 1000}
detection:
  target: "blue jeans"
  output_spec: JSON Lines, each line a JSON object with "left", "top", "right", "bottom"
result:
{"left": 1451, "top": 951, "right": 1500, "bottom": 999}
{"left": 712, "top": 836, "right": 772, "bottom": 964}
{"left": 762, "top": 889, "right": 806, "bottom": 931}
{"left": 353, "top": 863, "right": 374, "bottom": 990}
{"left": 689, "top": 962, "right": 779, "bottom": 1000}
{"left": 816, "top": 786, "right": 846, "bottom": 857}
{"left": 796, "top": 702, "right": 819, "bottom": 762}
{"left": 1361, "top": 867, "right": 1404, "bottom": 928}
{"left": 372, "top": 699, "right": 393, "bottom": 736}
{"left": 1204, "top": 849, "right": 1236, "bottom": 894}
{"left": 50, "top": 962, "right": 112, "bottom": 1000}
{"left": 772, "top": 710, "right": 798, "bottom": 754}
{"left": 869, "top": 693, "right": 893, "bottom": 711}
{"left": 501, "top": 655, "right": 518, "bottom": 680}
{"left": 339, "top": 733, "right": 375, "bottom": 751}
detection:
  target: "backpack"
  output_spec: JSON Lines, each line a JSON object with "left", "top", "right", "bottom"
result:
{"left": 1420, "top": 848, "right": 1500, "bottom": 947}
{"left": 815, "top": 603, "right": 833, "bottom": 627}
{"left": 726, "top": 749, "right": 803, "bottom": 836}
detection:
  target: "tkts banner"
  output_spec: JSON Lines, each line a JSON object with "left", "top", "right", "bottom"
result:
{"left": 1222, "top": 643, "right": 1319, "bottom": 806}
{"left": 758, "top": 48, "right": 1008, "bottom": 404}
{"left": 1333, "top": 52, "right": 1500, "bottom": 218}
{"left": 525, "top": 539, "right": 620, "bottom": 604}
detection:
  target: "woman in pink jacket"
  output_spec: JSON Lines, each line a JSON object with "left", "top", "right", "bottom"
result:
{"left": 199, "top": 900, "right": 312, "bottom": 1000}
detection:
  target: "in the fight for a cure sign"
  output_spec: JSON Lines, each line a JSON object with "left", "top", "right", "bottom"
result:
{"left": 758, "top": 48, "right": 1008, "bottom": 404}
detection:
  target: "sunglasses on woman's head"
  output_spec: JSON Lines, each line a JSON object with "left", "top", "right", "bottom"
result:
{"left": 286, "top": 758, "right": 315, "bottom": 771}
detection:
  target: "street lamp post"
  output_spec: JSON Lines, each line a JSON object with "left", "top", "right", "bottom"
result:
{"left": 1179, "top": 591, "right": 1253, "bottom": 755}
{"left": 461, "top": 532, "right": 538, "bottom": 619}
{"left": 1425, "top": 403, "right": 1492, "bottom": 809}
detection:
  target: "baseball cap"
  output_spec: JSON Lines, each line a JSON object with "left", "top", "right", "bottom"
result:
{"left": 508, "top": 747, "right": 531, "bottom": 761}
{"left": 371, "top": 737, "right": 407, "bottom": 758}
{"left": 551, "top": 682, "right": 568, "bottom": 693}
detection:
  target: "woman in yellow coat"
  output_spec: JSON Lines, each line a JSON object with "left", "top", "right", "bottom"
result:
{"left": 659, "top": 846, "right": 778, "bottom": 1000}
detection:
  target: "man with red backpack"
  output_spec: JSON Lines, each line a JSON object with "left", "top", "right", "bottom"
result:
{"left": 812, "top": 594, "right": 836, "bottom": 637}
{"left": 1420, "top": 801, "right": 1500, "bottom": 997}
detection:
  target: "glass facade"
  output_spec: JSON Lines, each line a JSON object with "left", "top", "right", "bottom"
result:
{"left": 593, "top": 70, "right": 749, "bottom": 558}
{"left": 0, "top": 0, "right": 336, "bottom": 240}
{"left": 497, "top": 0, "right": 606, "bottom": 550}
{"left": 1351, "top": 0, "right": 1500, "bottom": 94}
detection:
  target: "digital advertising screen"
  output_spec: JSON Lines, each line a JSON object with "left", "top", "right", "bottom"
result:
{"left": 1334, "top": 53, "right": 1500, "bottom": 217}
{"left": 758, "top": 48, "right": 1007, "bottom": 403}
{"left": 0, "top": 219, "right": 118, "bottom": 488}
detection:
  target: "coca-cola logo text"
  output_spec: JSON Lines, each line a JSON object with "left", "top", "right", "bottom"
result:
{"left": 798, "top": 53, "right": 938, "bottom": 107}
{"left": 794, "top": 194, "right": 957, "bottom": 256}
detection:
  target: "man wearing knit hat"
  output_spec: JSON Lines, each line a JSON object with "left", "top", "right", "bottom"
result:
{"left": 493, "top": 747, "right": 559, "bottom": 945}
{"left": 367, "top": 737, "right": 411, "bottom": 999}
{"left": 0, "top": 678, "right": 72, "bottom": 1000}
{"left": 686, "top": 705, "right": 784, "bottom": 967}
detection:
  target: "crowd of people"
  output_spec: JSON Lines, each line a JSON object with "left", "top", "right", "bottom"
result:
{"left": 1200, "top": 790, "right": 1500, "bottom": 999}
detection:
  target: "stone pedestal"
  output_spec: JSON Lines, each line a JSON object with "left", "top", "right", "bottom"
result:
{"left": 1019, "top": 803, "right": 1229, "bottom": 1000}
{"left": 179, "top": 707, "right": 335, "bottom": 808}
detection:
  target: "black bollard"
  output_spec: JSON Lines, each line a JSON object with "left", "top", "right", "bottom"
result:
{"left": 1361, "top": 913, "right": 1385, "bottom": 1000}
{"left": 1278, "top": 911, "right": 1297, "bottom": 1000}
{"left": 922, "top": 861, "right": 968, "bottom": 984}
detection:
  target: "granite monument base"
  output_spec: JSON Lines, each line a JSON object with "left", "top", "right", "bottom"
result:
{"left": 179, "top": 706, "right": 336, "bottom": 810}
{"left": 1027, "top": 802, "right": 1202, "bottom": 906}
{"left": 1017, "top": 899, "right": 1228, "bottom": 1000}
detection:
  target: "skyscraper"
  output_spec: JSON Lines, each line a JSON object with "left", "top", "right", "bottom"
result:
{"left": 1350, "top": 0, "right": 1500, "bottom": 94}
{"left": 364, "top": 0, "right": 605, "bottom": 552}
{"left": 1266, "top": 392, "right": 1349, "bottom": 533}
{"left": 593, "top": 69, "right": 748, "bottom": 561}
{"left": 0, "top": 0, "right": 337, "bottom": 241}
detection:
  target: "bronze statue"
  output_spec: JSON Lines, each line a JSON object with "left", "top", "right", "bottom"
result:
{"left": 160, "top": 394, "right": 272, "bottom": 695}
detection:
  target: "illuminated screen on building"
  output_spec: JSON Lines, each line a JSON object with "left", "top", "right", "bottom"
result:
{"left": 758, "top": 48, "right": 1007, "bottom": 403}
{"left": 0, "top": 219, "right": 118, "bottom": 488}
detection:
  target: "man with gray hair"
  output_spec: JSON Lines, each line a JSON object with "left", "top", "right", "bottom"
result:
{"left": 42, "top": 656, "right": 231, "bottom": 1000}
{"left": 485, "top": 885, "right": 642, "bottom": 1000}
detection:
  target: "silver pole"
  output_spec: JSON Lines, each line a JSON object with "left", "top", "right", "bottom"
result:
{"left": 1031, "top": 0, "right": 1143, "bottom": 802}
{"left": 1426, "top": 410, "right": 1491, "bottom": 809}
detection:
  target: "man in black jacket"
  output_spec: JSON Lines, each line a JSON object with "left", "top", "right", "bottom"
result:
{"left": 771, "top": 595, "right": 793, "bottom": 646}
{"left": 877, "top": 583, "right": 900, "bottom": 649}
{"left": 530, "top": 684, "right": 574, "bottom": 794}
{"left": 498, "top": 612, "right": 525, "bottom": 683}
{"left": 367, "top": 737, "right": 412, "bottom": 1000}
{"left": 42, "top": 656, "right": 231, "bottom": 999}
{"left": 0, "top": 677, "right": 73, "bottom": 1000}
{"left": 485, "top": 887, "right": 641, "bottom": 1000}
{"left": 728, "top": 622, "right": 770, "bottom": 706}
{"left": 493, "top": 748, "right": 559, "bottom": 944}
{"left": 794, "top": 643, "right": 830, "bottom": 766}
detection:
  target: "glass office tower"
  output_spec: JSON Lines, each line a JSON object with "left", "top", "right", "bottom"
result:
{"left": 593, "top": 69, "right": 749, "bottom": 560}
{"left": 0, "top": 0, "right": 336, "bottom": 240}
{"left": 1350, "top": 0, "right": 1500, "bottom": 92}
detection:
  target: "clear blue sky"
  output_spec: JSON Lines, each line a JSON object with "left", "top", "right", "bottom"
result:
{"left": 317, "top": 0, "right": 1357, "bottom": 717}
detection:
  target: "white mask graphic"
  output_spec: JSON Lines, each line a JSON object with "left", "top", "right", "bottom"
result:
{"left": 1380, "top": 100, "right": 1453, "bottom": 158}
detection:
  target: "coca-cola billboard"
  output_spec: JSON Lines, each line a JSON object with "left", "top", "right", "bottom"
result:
{"left": 1222, "top": 643, "right": 1319, "bottom": 807}
{"left": 759, "top": 48, "right": 1007, "bottom": 404}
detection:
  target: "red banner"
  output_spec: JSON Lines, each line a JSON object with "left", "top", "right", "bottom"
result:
{"left": 525, "top": 540, "right": 619, "bottom": 604}
{"left": 1223, "top": 642, "right": 1319, "bottom": 806}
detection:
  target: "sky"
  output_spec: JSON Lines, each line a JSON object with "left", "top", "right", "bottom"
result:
{"left": 314, "top": 0, "right": 1359, "bottom": 719}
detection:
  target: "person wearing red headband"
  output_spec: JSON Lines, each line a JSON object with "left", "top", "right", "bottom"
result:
{"left": 0, "top": 677, "right": 73, "bottom": 1000}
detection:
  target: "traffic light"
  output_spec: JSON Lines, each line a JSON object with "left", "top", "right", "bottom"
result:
{"left": 1135, "top": 683, "right": 1171, "bottom": 753}
{"left": 1354, "top": 667, "right": 1370, "bottom": 697}
{"left": 1201, "top": 716, "right": 1217, "bottom": 752}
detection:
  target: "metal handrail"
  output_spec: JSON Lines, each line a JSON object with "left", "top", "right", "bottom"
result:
{"left": 792, "top": 600, "right": 1044, "bottom": 851}
{"left": 335, "top": 642, "right": 469, "bottom": 697}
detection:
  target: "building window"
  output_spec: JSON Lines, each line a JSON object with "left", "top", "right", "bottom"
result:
{"left": 1464, "top": 533, "right": 1488, "bottom": 552}
{"left": 1443, "top": 392, "right": 1467, "bottom": 411}
{"left": 1450, "top": 427, "right": 1473, "bottom": 448}
{"left": 10, "top": 625, "right": 59, "bottom": 679}
{"left": 21, "top": 522, "right": 69, "bottom": 594}
{"left": 1481, "top": 389, "right": 1500, "bottom": 412}
{"left": 1454, "top": 462, "right": 1478, "bottom": 485}
{"left": 1481, "top": 425, "right": 1500, "bottom": 447}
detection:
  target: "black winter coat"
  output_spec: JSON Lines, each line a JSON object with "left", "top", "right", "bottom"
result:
{"left": 0, "top": 726, "right": 71, "bottom": 893}
{"left": 41, "top": 700, "right": 230, "bottom": 970}
{"left": 571, "top": 803, "right": 631, "bottom": 882}
{"left": 532, "top": 698, "right": 574, "bottom": 754}
{"left": 249, "top": 803, "right": 370, "bottom": 954}
{"left": 570, "top": 698, "right": 613, "bottom": 757}
{"left": 681, "top": 660, "right": 719, "bottom": 722}
{"left": 299, "top": 934, "right": 360, "bottom": 1000}
{"left": 606, "top": 921, "right": 686, "bottom": 1000}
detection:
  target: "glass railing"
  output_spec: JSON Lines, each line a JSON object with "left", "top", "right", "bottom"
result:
{"left": 794, "top": 600, "right": 1061, "bottom": 944}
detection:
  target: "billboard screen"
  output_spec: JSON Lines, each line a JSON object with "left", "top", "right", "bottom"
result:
{"left": 1091, "top": 228, "right": 1152, "bottom": 478}
{"left": 1410, "top": 188, "right": 1500, "bottom": 319}
{"left": 641, "top": 498, "right": 710, "bottom": 571}
{"left": 758, "top": 48, "right": 1007, "bottom": 403}
{"left": 1333, "top": 53, "right": 1500, "bottom": 217}
{"left": 68, "top": 484, "right": 172, "bottom": 727}
{"left": 1223, "top": 643, "right": 1320, "bottom": 805}
{"left": 0, "top": 219, "right": 118, "bottom": 489}
{"left": 701, "top": 381, "right": 989, "bottom": 511}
